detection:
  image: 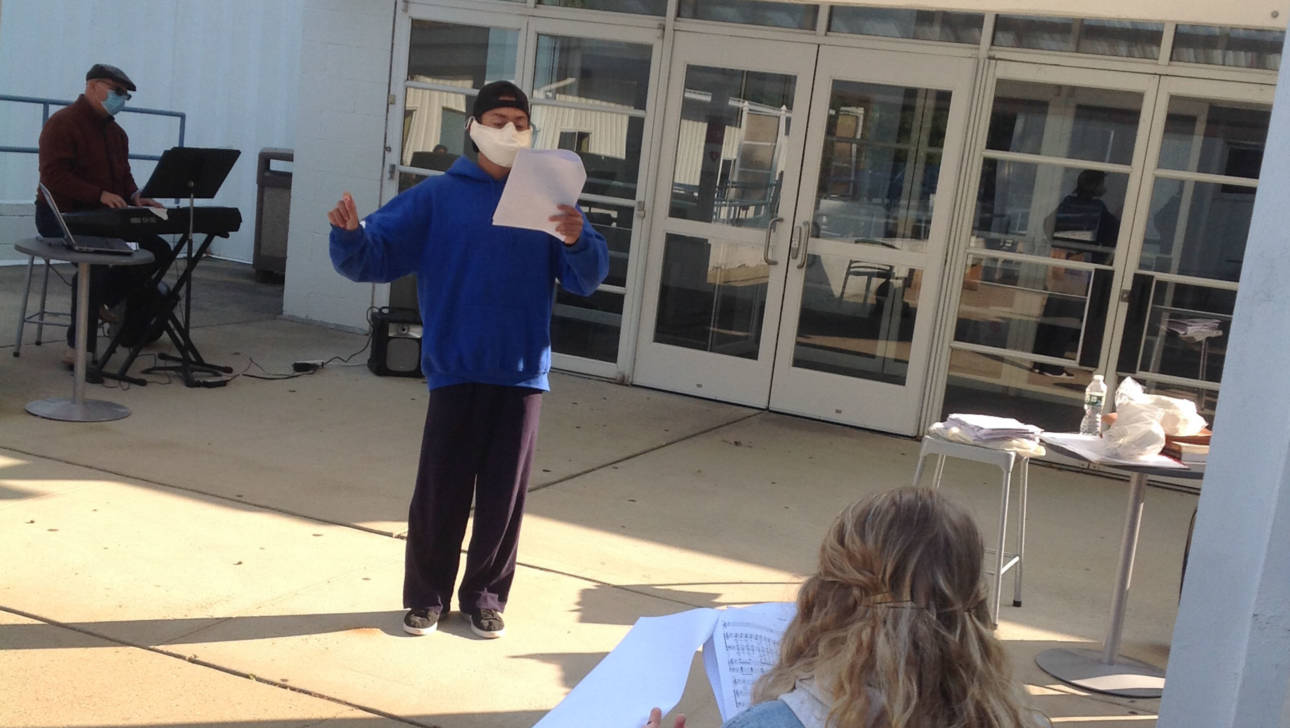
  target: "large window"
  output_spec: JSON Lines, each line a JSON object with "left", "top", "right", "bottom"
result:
{"left": 993, "top": 16, "right": 1165, "bottom": 59}
{"left": 1114, "top": 95, "right": 1271, "bottom": 417}
{"left": 539, "top": 0, "right": 666, "bottom": 15}
{"left": 399, "top": 20, "right": 519, "bottom": 190}
{"left": 830, "top": 7, "right": 983, "bottom": 44}
{"left": 677, "top": 0, "right": 819, "bottom": 30}
{"left": 1173, "top": 26, "right": 1283, "bottom": 70}
{"left": 944, "top": 80, "right": 1144, "bottom": 431}
{"left": 940, "top": 70, "right": 1273, "bottom": 434}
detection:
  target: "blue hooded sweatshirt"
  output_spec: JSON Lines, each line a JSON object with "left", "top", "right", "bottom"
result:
{"left": 329, "top": 156, "right": 609, "bottom": 391}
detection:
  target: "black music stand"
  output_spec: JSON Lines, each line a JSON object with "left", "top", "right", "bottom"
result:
{"left": 139, "top": 147, "right": 240, "bottom": 386}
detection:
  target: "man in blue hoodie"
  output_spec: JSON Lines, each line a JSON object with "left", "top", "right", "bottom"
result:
{"left": 327, "top": 81, "right": 609, "bottom": 639}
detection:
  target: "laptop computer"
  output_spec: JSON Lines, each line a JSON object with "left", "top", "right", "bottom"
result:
{"left": 38, "top": 183, "right": 135, "bottom": 255}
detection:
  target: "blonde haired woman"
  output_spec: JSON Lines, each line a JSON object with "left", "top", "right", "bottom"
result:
{"left": 649, "top": 488, "right": 1045, "bottom": 728}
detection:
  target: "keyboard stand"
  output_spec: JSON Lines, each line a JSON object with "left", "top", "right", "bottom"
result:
{"left": 88, "top": 147, "right": 241, "bottom": 388}
{"left": 93, "top": 226, "right": 233, "bottom": 388}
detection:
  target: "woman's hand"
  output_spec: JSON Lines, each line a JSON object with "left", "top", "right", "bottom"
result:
{"left": 645, "top": 707, "right": 686, "bottom": 728}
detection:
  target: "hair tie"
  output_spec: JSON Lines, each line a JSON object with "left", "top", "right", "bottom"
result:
{"left": 869, "top": 598, "right": 983, "bottom": 614}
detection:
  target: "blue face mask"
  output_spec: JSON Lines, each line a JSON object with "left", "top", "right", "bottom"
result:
{"left": 102, "top": 90, "right": 127, "bottom": 116}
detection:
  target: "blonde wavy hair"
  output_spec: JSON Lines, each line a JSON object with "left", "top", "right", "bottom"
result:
{"left": 753, "top": 488, "right": 1033, "bottom": 728}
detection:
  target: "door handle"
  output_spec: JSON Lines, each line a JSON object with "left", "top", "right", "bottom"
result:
{"left": 763, "top": 216, "right": 783, "bottom": 265}
{"left": 796, "top": 221, "right": 812, "bottom": 269}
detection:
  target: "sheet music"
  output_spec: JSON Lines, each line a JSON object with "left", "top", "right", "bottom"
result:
{"left": 704, "top": 602, "right": 796, "bottom": 720}
{"left": 124, "top": 206, "right": 168, "bottom": 220}
{"left": 531, "top": 607, "right": 719, "bottom": 728}
{"left": 530, "top": 602, "right": 794, "bottom": 728}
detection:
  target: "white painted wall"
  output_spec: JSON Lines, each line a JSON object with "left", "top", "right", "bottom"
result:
{"left": 1284, "top": 673, "right": 1290, "bottom": 727}
{"left": 282, "top": 0, "right": 395, "bottom": 330}
{"left": 0, "top": 0, "right": 303, "bottom": 263}
{"left": 1158, "top": 30, "right": 1290, "bottom": 728}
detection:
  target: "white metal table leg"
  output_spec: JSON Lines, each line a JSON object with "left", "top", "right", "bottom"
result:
{"left": 991, "top": 455, "right": 1013, "bottom": 627}
{"left": 1014, "top": 457, "right": 1029, "bottom": 607}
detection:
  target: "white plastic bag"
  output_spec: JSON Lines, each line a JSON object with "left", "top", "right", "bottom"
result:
{"left": 1104, "top": 418, "right": 1167, "bottom": 459}
{"left": 1114, "top": 378, "right": 1207, "bottom": 436}
{"left": 1102, "top": 377, "right": 1207, "bottom": 458}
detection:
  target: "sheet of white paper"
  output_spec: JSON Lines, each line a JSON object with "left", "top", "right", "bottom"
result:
{"left": 1041, "top": 432, "right": 1185, "bottom": 468}
{"left": 493, "top": 148, "right": 586, "bottom": 239}
{"left": 706, "top": 602, "right": 796, "bottom": 720}
{"left": 126, "top": 205, "right": 168, "bottom": 220}
{"left": 532, "top": 608, "right": 719, "bottom": 728}
{"left": 947, "top": 413, "right": 1035, "bottom": 430}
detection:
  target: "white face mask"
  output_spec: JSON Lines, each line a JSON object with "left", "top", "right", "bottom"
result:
{"left": 468, "top": 119, "right": 532, "bottom": 168}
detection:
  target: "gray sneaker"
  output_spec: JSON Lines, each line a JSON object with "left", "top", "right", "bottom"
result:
{"left": 402, "top": 607, "right": 441, "bottom": 636}
{"left": 462, "top": 608, "right": 505, "bottom": 639}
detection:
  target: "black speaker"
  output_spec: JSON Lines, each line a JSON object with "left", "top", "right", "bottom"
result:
{"left": 368, "top": 307, "right": 423, "bottom": 377}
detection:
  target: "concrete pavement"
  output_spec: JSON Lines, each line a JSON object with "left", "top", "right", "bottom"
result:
{"left": 0, "top": 311, "right": 1193, "bottom": 727}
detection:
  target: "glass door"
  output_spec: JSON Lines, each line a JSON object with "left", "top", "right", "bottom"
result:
{"left": 938, "top": 62, "right": 1275, "bottom": 434}
{"left": 523, "top": 19, "right": 661, "bottom": 378}
{"left": 381, "top": 6, "right": 525, "bottom": 313}
{"left": 941, "top": 63, "right": 1158, "bottom": 432}
{"left": 768, "top": 47, "right": 975, "bottom": 434}
{"left": 383, "top": 6, "right": 661, "bottom": 381}
{"left": 633, "top": 32, "right": 818, "bottom": 407}
{"left": 636, "top": 35, "right": 974, "bottom": 432}
{"left": 384, "top": 7, "right": 525, "bottom": 201}
{"left": 1111, "top": 77, "right": 1274, "bottom": 420}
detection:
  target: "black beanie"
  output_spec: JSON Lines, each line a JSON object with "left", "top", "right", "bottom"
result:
{"left": 472, "top": 80, "right": 529, "bottom": 120}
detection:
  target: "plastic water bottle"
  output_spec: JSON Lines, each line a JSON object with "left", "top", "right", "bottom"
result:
{"left": 1080, "top": 374, "right": 1107, "bottom": 435}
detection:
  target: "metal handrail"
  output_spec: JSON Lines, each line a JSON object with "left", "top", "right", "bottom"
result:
{"left": 0, "top": 93, "right": 186, "bottom": 162}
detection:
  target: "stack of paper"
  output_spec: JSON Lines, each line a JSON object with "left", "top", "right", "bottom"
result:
{"left": 1165, "top": 317, "right": 1222, "bottom": 342}
{"left": 944, "top": 413, "right": 1042, "bottom": 442}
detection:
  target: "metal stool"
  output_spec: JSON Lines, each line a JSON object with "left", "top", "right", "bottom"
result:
{"left": 13, "top": 251, "right": 70, "bottom": 356}
{"left": 912, "top": 435, "right": 1031, "bottom": 627}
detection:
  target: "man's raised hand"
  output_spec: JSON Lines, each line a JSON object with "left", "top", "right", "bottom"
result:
{"left": 327, "top": 192, "right": 360, "bottom": 231}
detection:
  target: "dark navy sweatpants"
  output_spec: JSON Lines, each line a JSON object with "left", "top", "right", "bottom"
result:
{"left": 402, "top": 382, "right": 542, "bottom": 613}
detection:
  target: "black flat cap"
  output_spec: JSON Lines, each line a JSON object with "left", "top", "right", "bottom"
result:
{"left": 86, "top": 63, "right": 136, "bottom": 92}
{"left": 472, "top": 80, "right": 528, "bottom": 120}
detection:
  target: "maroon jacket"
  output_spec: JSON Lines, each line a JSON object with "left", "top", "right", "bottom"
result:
{"left": 37, "top": 94, "right": 138, "bottom": 212}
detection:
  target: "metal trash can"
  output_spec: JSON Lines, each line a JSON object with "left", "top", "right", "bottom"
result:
{"left": 253, "top": 147, "right": 293, "bottom": 281}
